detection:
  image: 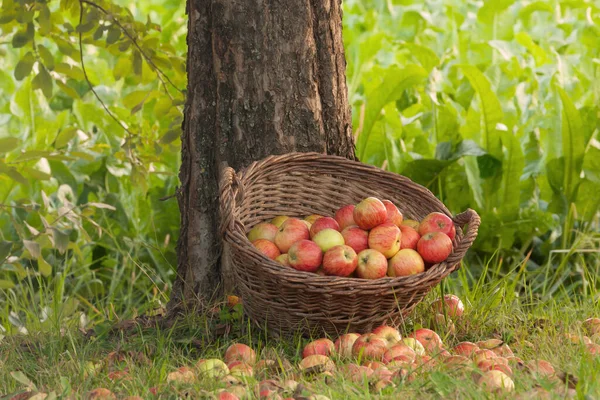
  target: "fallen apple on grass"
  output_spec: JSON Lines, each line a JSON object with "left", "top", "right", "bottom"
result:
{"left": 583, "top": 318, "right": 600, "bottom": 336}
{"left": 334, "top": 333, "right": 360, "bottom": 358}
{"left": 453, "top": 342, "right": 480, "bottom": 358}
{"left": 299, "top": 355, "right": 336, "bottom": 374}
{"left": 382, "top": 344, "right": 416, "bottom": 364}
{"left": 322, "top": 245, "right": 358, "bottom": 277}
{"left": 302, "top": 338, "right": 335, "bottom": 358}
{"left": 288, "top": 240, "right": 323, "bottom": 272}
{"left": 197, "top": 359, "right": 230, "bottom": 379}
{"left": 408, "top": 329, "right": 443, "bottom": 354}
{"left": 432, "top": 294, "right": 465, "bottom": 318}
{"left": 352, "top": 333, "right": 388, "bottom": 360}
{"left": 372, "top": 325, "right": 402, "bottom": 348}
{"left": 402, "top": 338, "right": 426, "bottom": 356}
{"left": 167, "top": 366, "right": 196, "bottom": 384}
{"left": 477, "top": 370, "right": 515, "bottom": 392}
{"left": 356, "top": 249, "right": 388, "bottom": 279}
{"left": 224, "top": 343, "right": 257, "bottom": 366}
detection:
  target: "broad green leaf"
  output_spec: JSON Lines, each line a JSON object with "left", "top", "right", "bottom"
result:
{"left": 477, "top": 154, "right": 502, "bottom": 179}
{"left": 402, "top": 159, "right": 453, "bottom": 188}
{"left": 464, "top": 156, "right": 485, "bottom": 209}
{"left": 22, "top": 167, "right": 51, "bottom": 181}
{"left": 14, "top": 52, "right": 35, "bottom": 80}
{"left": 477, "top": 0, "right": 514, "bottom": 24}
{"left": 436, "top": 140, "right": 487, "bottom": 161}
{"left": 54, "top": 127, "right": 77, "bottom": 149}
{"left": 499, "top": 132, "right": 524, "bottom": 219}
{"left": 14, "top": 150, "right": 52, "bottom": 162}
{"left": 37, "top": 256, "right": 52, "bottom": 277}
{"left": 515, "top": 32, "right": 549, "bottom": 66}
{"left": 37, "top": 45, "right": 55, "bottom": 70}
{"left": 518, "top": 1, "right": 553, "bottom": 21}
{"left": 0, "top": 241, "right": 12, "bottom": 261}
{"left": 0, "top": 280, "right": 15, "bottom": 289}
{"left": 10, "top": 371, "right": 34, "bottom": 389}
{"left": 582, "top": 140, "right": 600, "bottom": 183}
{"left": 575, "top": 179, "right": 600, "bottom": 222}
{"left": 0, "top": 137, "right": 21, "bottom": 153}
{"left": 546, "top": 157, "right": 565, "bottom": 194}
{"left": 38, "top": 5, "right": 52, "bottom": 34}
{"left": 123, "top": 91, "right": 148, "bottom": 111}
{"left": 50, "top": 228, "right": 69, "bottom": 254}
{"left": 23, "top": 240, "right": 41, "bottom": 259}
{"left": 32, "top": 66, "right": 53, "bottom": 99}
{"left": 399, "top": 42, "right": 440, "bottom": 72}
{"left": 357, "top": 64, "right": 428, "bottom": 159}
{"left": 133, "top": 51, "right": 142, "bottom": 75}
{"left": 5, "top": 168, "right": 28, "bottom": 185}
{"left": 159, "top": 129, "right": 180, "bottom": 144}
{"left": 106, "top": 25, "right": 121, "bottom": 44}
{"left": 11, "top": 25, "right": 33, "bottom": 48}
{"left": 54, "top": 63, "right": 85, "bottom": 81}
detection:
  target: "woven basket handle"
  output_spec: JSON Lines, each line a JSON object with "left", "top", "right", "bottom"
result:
{"left": 219, "top": 166, "right": 244, "bottom": 236}
{"left": 447, "top": 208, "right": 481, "bottom": 272}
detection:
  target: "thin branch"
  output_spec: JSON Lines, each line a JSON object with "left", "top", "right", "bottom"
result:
{"left": 78, "top": 0, "right": 134, "bottom": 138}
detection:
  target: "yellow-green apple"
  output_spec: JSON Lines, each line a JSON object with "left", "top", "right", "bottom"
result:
{"left": 372, "top": 325, "right": 402, "bottom": 347}
{"left": 399, "top": 225, "right": 420, "bottom": 250}
{"left": 356, "top": 249, "right": 388, "bottom": 279}
{"left": 402, "top": 219, "right": 420, "bottom": 229}
{"left": 288, "top": 240, "right": 323, "bottom": 272}
{"left": 352, "top": 333, "right": 387, "bottom": 360}
{"left": 224, "top": 344, "right": 257, "bottom": 366}
{"left": 402, "top": 338, "right": 425, "bottom": 356}
{"left": 477, "top": 370, "right": 514, "bottom": 392}
{"left": 167, "top": 366, "right": 196, "bottom": 383}
{"left": 368, "top": 223, "right": 401, "bottom": 258}
{"left": 274, "top": 218, "right": 309, "bottom": 253}
{"left": 432, "top": 294, "right": 465, "bottom": 318}
{"left": 310, "top": 217, "right": 340, "bottom": 238}
{"left": 453, "top": 342, "right": 479, "bottom": 358}
{"left": 275, "top": 254, "right": 290, "bottom": 267}
{"left": 252, "top": 239, "right": 281, "bottom": 260}
{"left": 382, "top": 200, "right": 403, "bottom": 226}
{"left": 248, "top": 223, "right": 279, "bottom": 242}
{"left": 334, "top": 333, "right": 360, "bottom": 358}
{"left": 353, "top": 197, "right": 387, "bottom": 230}
{"left": 334, "top": 205, "right": 356, "bottom": 230}
{"left": 472, "top": 350, "right": 497, "bottom": 364}
{"left": 418, "top": 212, "right": 456, "bottom": 240}
{"left": 304, "top": 214, "right": 323, "bottom": 225}
{"left": 271, "top": 215, "right": 289, "bottom": 228}
{"left": 476, "top": 339, "right": 503, "bottom": 350}
{"left": 407, "top": 329, "right": 443, "bottom": 354}
{"left": 312, "top": 229, "right": 345, "bottom": 252}
{"left": 382, "top": 344, "right": 416, "bottom": 364}
{"left": 583, "top": 318, "right": 600, "bottom": 336}
{"left": 197, "top": 359, "right": 230, "bottom": 378}
{"left": 417, "top": 232, "right": 452, "bottom": 264}
{"left": 298, "top": 355, "right": 335, "bottom": 373}
{"left": 228, "top": 362, "right": 254, "bottom": 378}
{"left": 387, "top": 249, "right": 425, "bottom": 277}
{"left": 302, "top": 338, "right": 335, "bottom": 358}
{"left": 341, "top": 226, "right": 369, "bottom": 253}
{"left": 322, "top": 245, "right": 358, "bottom": 277}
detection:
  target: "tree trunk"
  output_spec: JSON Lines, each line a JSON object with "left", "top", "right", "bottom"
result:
{"left": 170, "top": 0, "right": 355, "bottom": 309}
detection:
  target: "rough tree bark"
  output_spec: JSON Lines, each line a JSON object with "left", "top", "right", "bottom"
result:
{"left": 170, "top": 0, "right": 355, "bottom": 308}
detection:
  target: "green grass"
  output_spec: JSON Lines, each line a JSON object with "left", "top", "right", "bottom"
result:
{"left": 2, "top": 256, "right": 599, "bottom": 399}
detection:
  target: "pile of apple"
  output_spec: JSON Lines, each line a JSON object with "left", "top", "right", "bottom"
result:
{"left": 247, "top": 196, "right": 456, "bottom": 279}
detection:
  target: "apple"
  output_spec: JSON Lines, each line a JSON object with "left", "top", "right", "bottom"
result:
{"left": 197, "top": 359, "right": 230, "bottom": 378}
{"left": 310, "top": 217, "right": 340, "bottom": 238}
{"left": 472, "top": 350, "right": 497, "bottom": 364}
{"left": 353, "top": 197, "right": 387, "bottom": 230}
{"left": 453, "top": 342, "right": 479, "bottom": 358}
{"left": 304, "top": 214, "right": 323, "bottom": 225}
{"left": 477, "top": 370, "right": 514, "bottom": 392}
{"left": 368, "top": 223, "right": 401, "bottom": 258}
{"left": 407, "top": 329, "right": 443, "bottom": 354}
{"left": 334, "top": 333, "right": 360, "bottom": 358}
{"left": 418, "top": 212, "right": 456, "bottom": 240}
{"left": 224, "top": 344, "right": 257, "bottom": 366}
{"left": 271, "top": 216, "right": 289, "bottom": 228}
{"left": 432, "top": 294, "right": 464, "bottom": 318}
{"left": 401, "top": 338, "right": 425, "bottom": 356}
{"left": 275, "top": 254, "right": 290, "bottom": 267}
{"left": 247, "top": 223, "right": 279, "bottom": 242}
{"left": 218, "top": 392, "right": 240, "bottom": 400}
{"left": 274, "top": 218, "right": 310, "bottom": 253}
{"left": 312, "top": 229, "right": 345, "bottom": 252}
{"left": 302, "top": 338, "right": 335, "bottom": 358}
{"left": 382, "top": 344, "right": 416, "bottom": 364}
{"left": 356, "top": 249, "right": 388, "bottom": 279}
{"left": 339, "top": 363, "right": 373, "bottom": 384}
{"left": 477, "top": 360, "right": 513, "bottom": 377}
{"left": 382, "top": 200, "right": 403, "bottom": 227}
{"left": 372, "top": 325, "right": 402, "bottom": 348}
{"left": 288, "top": 240, "right": 323, "bottom": 272}
{"left": 526, "top": 360, "right": 555, "bottom": 378}
{"left": 476, "top": 339, "right": 503, "bottom": 350}
{"left": 368, "top": 363, "right": 393, "bottom": 381}
{"left": 402, "top": 219, "right": 420, "bottom": 230}
{"left": 583, "top": 318, "right": 600, "bottom": 336}
{"left": 399, "top": 225, "right": 420, "bottom": 250}
{"left": 167, "top": 366, "right": 196, "bottom": 383}
{"left": 417, "top": 232, "right": 453, "bottom": 264}
{"left": 587, "top": 343, "right": 600, "bottom": 355}
{"left": 301, "top": 220, "right": 312, "bottom": 230}
{"left": 341, "top": 226, "right": 369, "bottom": 253}
{"left": 298, "top": 355, "right": 335, "bottom": 373}
{"left": 229, "top": 362, "right": 254, "bottom": 378}
{"left": 322, "top": 245, "right": 358, "bottom": 277}
{"left": 252, "top": 239, "right": 281, "bottom": 260}
{"left": 387, "top": 249, "right": 425, "bottom": 277}
{"left": 352, "top": 333, "right": 388, "bottom": 360}
{"left": 334, "top": 205, "right": 356, "bottom": 230}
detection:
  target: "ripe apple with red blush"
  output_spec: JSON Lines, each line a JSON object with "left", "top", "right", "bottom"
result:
{"left": 418, "top": 212, "right": 456, "bottom": 240}
{"left": 417, "top": 232, "right": 453, "bottom": 264}
{"left": 382, "top": 200, "right": 403, "bottom": 227}
{"left": 368, "top": 223, "right": 401, "bottom": 258}
{"left": 399, "top": 225, "right": 420, "bottom": 250}
{"left": 252, "top": 239, "right": 281, "bottom": 260}
{"left": 322, "top": 245, "right": 358, "bottom": 277}
{"left": 334, "top": 205, "right": 356, "bottom": 230}
{"left": 274, "top": 218, "right": 309, "bottom": 253}
{"left": 353, "top": 197, "right": 387, "bottom": 230}
{"left": 309, "top": 217, "right": 340, "bottom": 238}
{"left": 288, "top": 240, "right": 322, "bottom": 272}
{"left": 356, "top": 249, "right": 388, "bottom": 279}
{"left": 341, "top": 226, "right": 369, "bottom": 253}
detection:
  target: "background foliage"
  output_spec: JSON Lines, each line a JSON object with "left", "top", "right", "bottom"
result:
{"left": 0, "top": 0, "right": 599, "bottom": 335}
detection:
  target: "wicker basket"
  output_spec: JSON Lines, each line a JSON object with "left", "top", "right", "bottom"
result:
{"left": 219, "top": 152, "right": 480, "bottom": 337}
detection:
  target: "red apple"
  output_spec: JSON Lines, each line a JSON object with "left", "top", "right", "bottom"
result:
{"left": 274, "top": 218, "right": 309, "bottom": 253}
{"left": 341, "top": 226, "right": 369, "bottom": 253}
{"left": 229, "top": 362, "right": 254, "bottom": 378}
{"left": 252, "top": 239, "right": 281, "bottom": 260}
{"left": 309, "top": 217, "right": 340, "bottom": 238}
{"left": 339, "top": 363, "right": 373, "bottom": 384}
{"left": 312, "top": 228, "right": 345, "bottom": 252}
{"left": 352, "top": 333, "right": 387, "bottom": 360}
{"left": 477, "top": 360, "right": 513, "bottom": 377}
{"left": 432, "top": 294, "right": 464, "bottom": 318}
{"left": 418, "top": 212, "right": 456, "bottom": 240}
{"left": 271, "top": 216, "right": 289, "bottom": 228}
{"left": 372, "top": 325, "right": 402, "bottom": 348}
{"left": 399, "top": 225, "right": 420, "bottom": 250}
{"left": 247, "top": 223, "right": 279, "bottom": 243}
{"left": 491, "top": 345, "right": 514, "bottom": 358}
{"left": 218, "top": 392, "right": 240, "bottom": 400}
{"left": 288, "top": 240, "right": 323, "bottom": 272}
{"left": 334, "top": 205, "right": 356, "bottom": 230}
{"left": 453, "top": 342, "right": 480, "bottom": 358}
{"left": 387, "top": 249, "right": 425, "bottom": 277}
{"left": 583, "top": 318, "right": 600, "bottom": 336}
{"left": 417, "top": 232, "right": 452, "bottom": 264}
{"left": 353, "top": 197, "right": 387, "bottom": 230}
{"left": 322, "top": 245, "right": 358, "bottom": 277}
{"left": 298, "top": 355, "right": 335, "bottom": 373}
{"left": 526, "top": 359, "right": 555, "bottom": 378}
{"left": 334, "top": 333, "right": 360, "bottom": 358}
{"left": 275, "top": 254, "right": 290, "bottom": 267}
{"left": 587, "top": 343, "right": 600, "bottom": 355}
{"left": 472, "top": 350, "right": 497, "bottom": 364}
{"left": 443, "top": 355, "right": 471, "bottom": 368}
{"left": 382, "top": 344, "right": 416, "bottom": 364}
{"left": 224, "top": 343, "right": 257, "bottom": 366}
{"left": 368, "top": 223, "right": 401, "bottom": 258}
{"left": 356, "top": 249, "right": 388, "bottom": 279}
{"left": 407, "top": 329, "right": 443, "bottom": 354}
{"left": 304, "top": 214, "right": 323, "bottom": 225}
{"left": 382, "top": 200, "right": 403, "bottom": 227}
{"left": 302, "top": 338, "right": 335, "bottom": 358}
{"left": 402, "top": 219, "right": 420, "bottom": 230}
{"left": 477, "top": 370, "right": 514, "bottom": 392}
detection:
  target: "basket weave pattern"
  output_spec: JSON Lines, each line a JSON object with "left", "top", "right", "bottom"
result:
{"left": 219, "top": 152, "right": 480, "bottom": 336}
